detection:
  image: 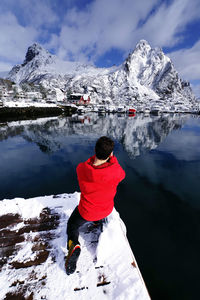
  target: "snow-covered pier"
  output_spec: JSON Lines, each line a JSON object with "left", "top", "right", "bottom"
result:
{"left": 0, "top": 193, "right": 150, "bottom": 300}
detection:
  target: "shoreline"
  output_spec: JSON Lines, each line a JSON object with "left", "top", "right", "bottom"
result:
{"left": 0, "top": 105, "right": 199, "bottom": 123}
{"left": 0, "top": 105, "right": 77, "bottom": 121}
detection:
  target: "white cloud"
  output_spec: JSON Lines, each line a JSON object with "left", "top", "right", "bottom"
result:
{"left": 45, "top": 0, "right": 200, "bottom": 65}
{"left": 191, "top": 82, "right": 200, "bottom": 98}
{"left": 0, "top": 0, "right": 59, "bottom": 72}
{"left": 54, "top": 0, "right": 158, "bottom": 62}
{"left": 0, "top": 12, "right": 38, "bottom": 65}
{"left": 0, "top": 61, "right": 13, "bottom": 72}
{"left": 133, "top": 0, "right": 200, "bottom": 48}
{"left": 168, "top": 40, "right": 200, "bottom": 81}
{"left": 0, "top": 0, "right": 59, "bottom": 29}
{"left": 22, "top": 1, "right": 59, "bottom": 29}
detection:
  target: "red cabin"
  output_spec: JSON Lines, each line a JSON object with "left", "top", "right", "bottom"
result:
{"left": 68, "top": 94, "right": 91, "bottom": 105}
{"left": 129, "top": 108, "right": 136, "bottom": 114}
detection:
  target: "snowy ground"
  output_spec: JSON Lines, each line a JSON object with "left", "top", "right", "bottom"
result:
{"left": 0, "top": 193, "right": 150, "bottom": 300}
{"left": 3, "top": 99, "right": 58, "bottom": 108}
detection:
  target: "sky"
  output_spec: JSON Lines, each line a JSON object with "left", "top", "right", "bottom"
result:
{"left": 0, "top": 0, "right": 200, "bottom": 97}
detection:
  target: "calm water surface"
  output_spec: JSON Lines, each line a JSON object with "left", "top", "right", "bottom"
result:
{"left": 0, "top": 113, "right": 200, "bottom": 300}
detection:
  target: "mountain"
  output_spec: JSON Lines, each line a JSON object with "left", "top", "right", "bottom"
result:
{"left": 7, "top": 41, "right": 196, "bottom": 109}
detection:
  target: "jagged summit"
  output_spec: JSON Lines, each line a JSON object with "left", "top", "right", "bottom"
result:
{"left": 134, "top": 40, "right": 151, "bottom": 55}
{"left": 124, "top": 39, "right": 166, "bottom": 72}
{"left": 23, "top": 43, "right": 50, "bottom": 65}
{"left": 124, "top": 40, "right": 152, "bottom": 71}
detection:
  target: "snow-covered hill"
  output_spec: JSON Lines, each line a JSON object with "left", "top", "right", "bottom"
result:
{"left": 7, "top": 41, "right": 196, "bottom": 109}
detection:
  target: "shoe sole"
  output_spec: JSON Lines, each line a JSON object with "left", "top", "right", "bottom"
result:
{"left": 65, "top": 246, "right": 81, "bottom": 275}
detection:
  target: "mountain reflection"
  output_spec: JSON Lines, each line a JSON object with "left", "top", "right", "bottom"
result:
{"left": 0, "top": 113, "right": 189, "bottom": 157}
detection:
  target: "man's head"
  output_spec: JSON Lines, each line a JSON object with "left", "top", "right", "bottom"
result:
{"left": 95, "top": 136, "right": 114, "bottom": 160}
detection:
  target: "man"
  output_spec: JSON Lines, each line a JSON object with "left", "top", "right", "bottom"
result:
{"left": 65, "top": 136, "right": 125, "bottom": 274}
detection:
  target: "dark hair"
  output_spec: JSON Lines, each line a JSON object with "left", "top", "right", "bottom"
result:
{"left": 95, "top": 136, "right": 114, "bottom": 160}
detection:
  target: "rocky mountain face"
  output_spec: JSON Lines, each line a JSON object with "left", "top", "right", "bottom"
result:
{"left": 7, "top": 40, "right": 196, "bottom": 107}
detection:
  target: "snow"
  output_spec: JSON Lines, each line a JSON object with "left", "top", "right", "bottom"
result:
{"left": 4, "top": 99, "right": 57, "bottom": 108}
{"left": 0, "top": 193, "right": 150, "bottom": 300}
{"left": 7, "top": 40, "right": 197, "bottom": 111}
{"left": 4, "top": 116, "right": 58, "bottom": 127}
{"left": 54, "top": 88, "right": 64, "bottom": 102}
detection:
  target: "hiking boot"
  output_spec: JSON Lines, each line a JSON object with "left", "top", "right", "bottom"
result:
{"left": 65, "top": 240, "right": 81, "bottom": 275}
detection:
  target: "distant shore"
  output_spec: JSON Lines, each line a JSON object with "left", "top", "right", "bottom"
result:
{"left": 0, "top": 105, "right": 77, "bottom": 121}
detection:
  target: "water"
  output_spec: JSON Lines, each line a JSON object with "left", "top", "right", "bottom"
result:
{"left": 0, "top": 113, "right": 199, "bottom": 300}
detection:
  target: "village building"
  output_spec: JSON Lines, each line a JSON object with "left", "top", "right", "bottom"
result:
{"left": 68, "top": 93, "right": 91, "bottom": 105}
{"left": 26, "top": 91, "right": 43, "bottom": 100}
{"left": 46, "top": 88, "right": 65, "bottom": 103}
{"left": 18, "top": 91, "right": 26, "bottom": 99}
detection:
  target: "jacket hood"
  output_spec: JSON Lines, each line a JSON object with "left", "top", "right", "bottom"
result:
{"left": 87, "top": 155, "right": 116, "bottom": 169}
{"left": 80, "top": 155, "right": 120, "bottom": 183}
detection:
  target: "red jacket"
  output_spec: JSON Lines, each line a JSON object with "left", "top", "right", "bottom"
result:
{"left": 77, "top": 155, "right": 125, "bottom": 221}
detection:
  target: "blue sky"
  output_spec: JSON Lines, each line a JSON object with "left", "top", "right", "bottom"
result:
{"left": 0, "top": 0, "right": 200, "bottom": 97}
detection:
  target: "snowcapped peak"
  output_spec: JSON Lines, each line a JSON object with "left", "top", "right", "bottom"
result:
{"left": 23, "top": 43, "right": 51, "bottom": 65}
{"left": 134, "top": 40, "right": 151, "bottom": 56}
{"left": 28, "top": 42, "right": 44, "bottom": 51}
{"left": 135, "top": 39, "right": 151, "bottom": 50}
{"left": 123, "top": 40, "right": 152, "bottom": 72}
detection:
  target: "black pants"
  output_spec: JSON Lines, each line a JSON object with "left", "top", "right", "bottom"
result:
{"left": 67, "top": 206, "right": 104, "bottom": 246}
